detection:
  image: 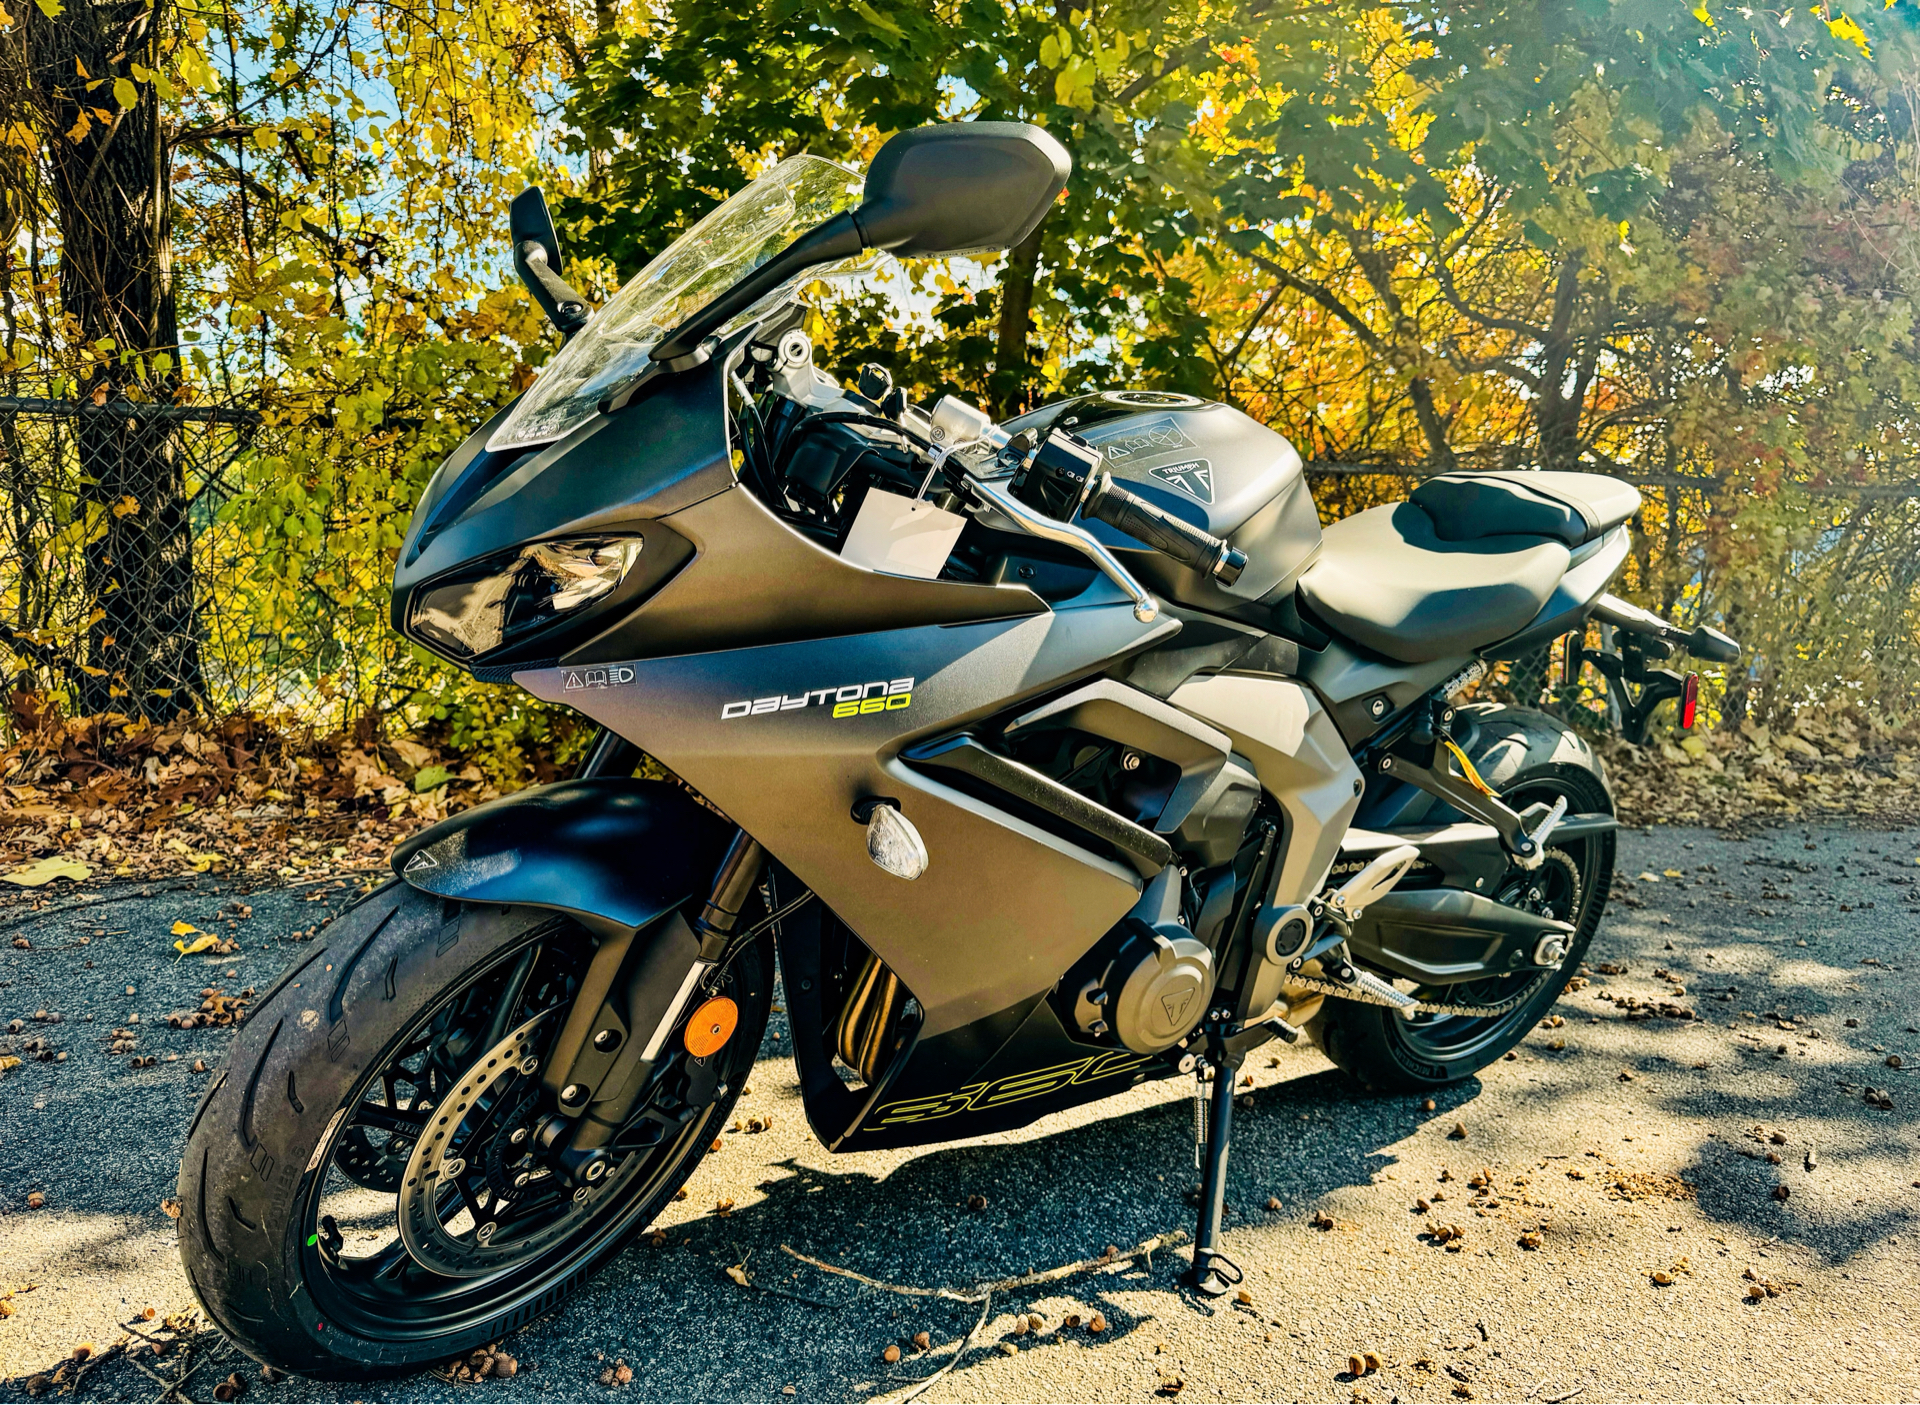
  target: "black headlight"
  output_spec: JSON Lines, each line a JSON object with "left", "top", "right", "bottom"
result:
{"left": 407, "top": 536, "right": 643, "bottom": 661}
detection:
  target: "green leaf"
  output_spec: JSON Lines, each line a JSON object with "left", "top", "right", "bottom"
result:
{"left": 113, "top": 76, "right": 138, "bottom": 110}
{"left": 412, "top": 765, "right": 452, "bottom": 792}
{"left": 847, "top": 0, "right": 904, "bottom": 40}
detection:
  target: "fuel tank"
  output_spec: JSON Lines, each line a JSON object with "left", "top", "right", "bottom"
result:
{"left": 1007, "top": 391, "right": 1323, "bottom": 626}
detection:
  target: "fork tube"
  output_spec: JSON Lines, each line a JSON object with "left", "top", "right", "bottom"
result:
{"left": 575, "top": 727, "right": 640, "bottom": 779}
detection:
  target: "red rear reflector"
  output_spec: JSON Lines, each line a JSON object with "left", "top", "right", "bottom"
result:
{"left": 1680, "top": 673, "right": 1699, "bottom": 730}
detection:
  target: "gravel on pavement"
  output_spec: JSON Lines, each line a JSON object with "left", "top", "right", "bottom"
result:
{"left": 1, "top": 823, "right": 1917, "bottom": 1402}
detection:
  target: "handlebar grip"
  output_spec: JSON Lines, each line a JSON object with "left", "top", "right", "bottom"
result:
{"left": 1083, "top": 474, "right": 1247, "bottom": 586}
{"left": 1686, "top": 625, "right": 1741, "bottom": 663}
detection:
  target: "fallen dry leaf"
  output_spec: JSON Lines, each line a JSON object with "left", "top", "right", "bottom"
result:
{"left": 2, "top": 857, "right": 92, "bottom": 887}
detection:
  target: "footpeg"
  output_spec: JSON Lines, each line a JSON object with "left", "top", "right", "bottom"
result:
{"left": 1320, "top": 961, "right": 1420, "bottom": 1019}
{"left": 1519, "top": 796, "right": 1568, "bottom": 869}
{"left": 1324, "top": 844, "right": 1420, "bottom": 923}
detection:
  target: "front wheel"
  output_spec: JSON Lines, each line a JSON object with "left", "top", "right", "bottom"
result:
{"left": 177, "top": 883, "right": 769, "bottom": 1379}
{"left": 1315, "top": 707, "right": 1616, "bottom": 1093}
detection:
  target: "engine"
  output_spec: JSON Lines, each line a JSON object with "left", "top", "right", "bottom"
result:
{"left": 1066, "top": 868, "right": 1217, "bottom": 1055}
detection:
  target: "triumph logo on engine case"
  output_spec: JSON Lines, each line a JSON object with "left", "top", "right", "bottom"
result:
{"left": 720, "top": 677, "right": 915, "bottom": 721}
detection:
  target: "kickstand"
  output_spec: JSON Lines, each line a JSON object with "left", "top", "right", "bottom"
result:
{"left": 1183, "top": 1036, "right": 1245, "bottom": 1298}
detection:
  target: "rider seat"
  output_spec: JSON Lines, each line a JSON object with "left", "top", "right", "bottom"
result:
{"left": 1295, "top": 472, "right": 1640, "bottom": 664}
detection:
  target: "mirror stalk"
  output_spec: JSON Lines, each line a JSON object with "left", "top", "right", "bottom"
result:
{"left": 518, "top": 242, "right": 592, "bottom": 338}
{"left": 510, "top": 187, "right": 593, "bottom": 339}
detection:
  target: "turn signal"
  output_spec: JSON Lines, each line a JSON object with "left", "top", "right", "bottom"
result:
{"left": 854, "top": 797, "right": 928, "bottom": 880}
{"left": 684, "top": 997, "right": 738, "bottom": 1058}
{"left": 1680, "top": 672, "right": 1699, "bottom": 730}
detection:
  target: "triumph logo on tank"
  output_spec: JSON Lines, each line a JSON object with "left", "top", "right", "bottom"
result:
{"left": 1148, "top": 458, "right": 1214, "bottom": 504}
{"left": 720, "top": 677, "right": 915, "bottom": 720}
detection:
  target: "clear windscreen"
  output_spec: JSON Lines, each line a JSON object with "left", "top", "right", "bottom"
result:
{"left": 488, "top": 155, "right": 865, "bottom": 452}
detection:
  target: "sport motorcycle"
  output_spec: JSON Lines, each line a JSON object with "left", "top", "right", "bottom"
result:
{"left": 175, "top": 121, "right": 1741, "bottom": 1377}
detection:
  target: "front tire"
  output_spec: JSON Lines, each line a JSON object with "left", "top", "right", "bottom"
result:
{"left": 177, "top": 882, "right": 768, "bottom": 1378}
{"left": 1315, "top": 706, "right": 1616, "bottom": 1093}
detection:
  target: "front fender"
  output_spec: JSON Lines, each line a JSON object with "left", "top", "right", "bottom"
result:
{"left": 391, "top": 778, "right": 733, "bottom": 936}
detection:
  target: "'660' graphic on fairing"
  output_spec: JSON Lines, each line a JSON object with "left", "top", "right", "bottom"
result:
{"left": 720, "top": 676, "right": 915, "bottom": 720}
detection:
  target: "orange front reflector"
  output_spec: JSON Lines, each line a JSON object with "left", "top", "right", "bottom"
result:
{"left": 684, "top": 996, "right": 738, "bottom": 1058}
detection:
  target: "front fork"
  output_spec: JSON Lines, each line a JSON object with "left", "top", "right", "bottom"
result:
{"left": 537, "top": 730, "right": 765, "bottom": 1183}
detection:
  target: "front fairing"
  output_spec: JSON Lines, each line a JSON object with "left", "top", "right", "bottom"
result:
{"left": 389, "top": 346, "right": 737, "bottom": 673}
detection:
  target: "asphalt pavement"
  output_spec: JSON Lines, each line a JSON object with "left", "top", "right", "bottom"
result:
{"left": 1, "top": 823, "right": 1917, "bottom": 1402}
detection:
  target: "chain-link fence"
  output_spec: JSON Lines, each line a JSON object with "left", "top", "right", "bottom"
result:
{"left": 0, "top": 387, "right": 260, "bottom": 723}
{"left": 0, "top": 402, "right": 1671, "bottom": 742}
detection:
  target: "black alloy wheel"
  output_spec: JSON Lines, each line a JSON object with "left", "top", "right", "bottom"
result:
{"left": 178, "top": 883, "right": 771, "bottom": 1378}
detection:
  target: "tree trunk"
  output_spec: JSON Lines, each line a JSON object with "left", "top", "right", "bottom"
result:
{"left": 23, "top": 0, "right": 203, "bottom": 719}
{"left": 993, "top": 215, "right": 1047, "bottom": 417}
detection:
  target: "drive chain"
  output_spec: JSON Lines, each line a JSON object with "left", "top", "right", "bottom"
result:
{"left": 1290, "top": 971, "right": 1552, "bottom": 1018}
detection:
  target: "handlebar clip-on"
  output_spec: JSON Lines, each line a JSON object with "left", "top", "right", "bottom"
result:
{"left": 1008, "top": 429, "right": 1248, "bottom": 587}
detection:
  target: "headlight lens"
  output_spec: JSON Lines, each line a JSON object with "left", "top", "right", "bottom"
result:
{"left": 408, "top": 537, "right": 642, "bottom": 661}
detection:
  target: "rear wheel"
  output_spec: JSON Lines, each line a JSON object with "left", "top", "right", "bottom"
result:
{"left": 178, "top": 883, "right": 769, "bottom": 1378}
{"left": 1316, "top": 710, "right": 1616, "bottom": 1092}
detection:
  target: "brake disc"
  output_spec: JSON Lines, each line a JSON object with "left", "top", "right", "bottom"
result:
{"left": 395, "top": 1010, "right": 630, "bottom": 1278}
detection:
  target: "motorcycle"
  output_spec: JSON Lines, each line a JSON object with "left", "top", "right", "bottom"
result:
{"left": 175, "top": 122, "right": 1741, "bottom": 1377}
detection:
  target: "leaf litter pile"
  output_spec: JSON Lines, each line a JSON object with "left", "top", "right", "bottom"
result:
{"left": 0, "top": 691, "right": 536, "bottom": 896}
{"left": 2, "top": 687, "right": 1916, "bottom": 902}
{"left": 1600, "top": 707, "right": 1920, "bottom": 827}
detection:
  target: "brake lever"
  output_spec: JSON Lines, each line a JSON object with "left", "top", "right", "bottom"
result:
{"left": 962, "top": 473, "right": 1158, "bottom": 622}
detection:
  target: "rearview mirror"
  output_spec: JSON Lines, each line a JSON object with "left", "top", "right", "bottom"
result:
{"left": 853, "top": 122, "right": 1070, "bottom": 257}
{"left": 511, "top": 187, "right": 592, "bottom": 337}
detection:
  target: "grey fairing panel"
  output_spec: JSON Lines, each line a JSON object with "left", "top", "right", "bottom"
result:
{"left": 390, "top": 778, "right": 734, "bottom": 937}
{"left": 1165, "top": 674, "right": 1361, "bottom": 906}
{"left": 517, "top": 603, "right": 1178, "bottom": 1037}
{"left": 1298, "top": 641, "right": 1475, "bottom": 747}
{"left": 564, "top": 479, "right": 1045, "bottom": 664}
{"left": 1481, "top": 525, "right": 1632, "bottom": 660}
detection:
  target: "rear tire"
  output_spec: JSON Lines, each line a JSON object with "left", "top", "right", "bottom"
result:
{"left": 177, "top": 882, "right": 767, "bottom": 1379}
{"left": 1314, "top": 706, "right": 1616, "bottom": 1093}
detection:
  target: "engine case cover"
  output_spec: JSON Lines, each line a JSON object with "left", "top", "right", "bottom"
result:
{"left": 1112, "top": 928, "right": 1216, "bottom": 1053}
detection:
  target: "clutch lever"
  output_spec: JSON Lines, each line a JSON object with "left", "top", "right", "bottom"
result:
{"left": 962, "top": 472, "right": 1158, "bottom": 623}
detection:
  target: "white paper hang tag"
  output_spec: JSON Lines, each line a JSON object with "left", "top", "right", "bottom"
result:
{"left": 839, "top": 487, "right": 967, "bottom": 581}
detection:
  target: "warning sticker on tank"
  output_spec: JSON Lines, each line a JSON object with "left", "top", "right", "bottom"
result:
{"left": 1147, "top": 458, "right": 1214, "bottom": 503}
{"left": 1080, "top": 415, "right": 1196, "bottom": 465}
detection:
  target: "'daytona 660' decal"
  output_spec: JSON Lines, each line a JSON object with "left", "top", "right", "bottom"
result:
{"left": 720, "top": 676, "right": 915, "bottom": 721}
